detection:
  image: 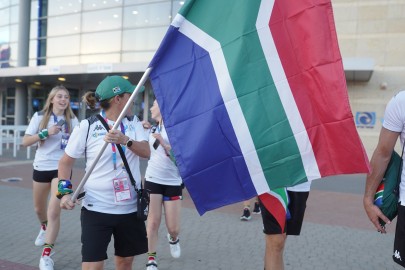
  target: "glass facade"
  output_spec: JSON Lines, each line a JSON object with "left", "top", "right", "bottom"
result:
{"left": 0, "top": 0, "right": 184, "bottom": 67}
{"left": 25, "top": 0, "right": 184, "bottom": 66}
{"left": 0, "top": 1, "right": 18, "bottom": 68}
{"left": 0, "top": 0, "right": 184, "bottom": 124}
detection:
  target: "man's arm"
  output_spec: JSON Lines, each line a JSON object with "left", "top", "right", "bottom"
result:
{"left": 364, "top": 127, "right": 400, "bottom": 233}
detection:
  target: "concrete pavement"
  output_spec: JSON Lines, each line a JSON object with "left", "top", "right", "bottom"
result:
{"left": 0, "top": 147, "right": 403, "bottom": 270}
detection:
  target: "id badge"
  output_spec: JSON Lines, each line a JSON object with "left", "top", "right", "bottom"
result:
{"left": 60, "top": 133, "right": 70, "bottom": 150}
{"left": 113, "top": 176, "right": 132, "bottom": 202}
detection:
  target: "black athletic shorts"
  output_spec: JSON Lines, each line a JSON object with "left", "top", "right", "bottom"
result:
{"left": 33, "top": 169, "right": 58, "bottom": 183}
{"left": 80, "top": 207, "right": 147, "bottom": 262}
{"left": 260, "top": 190, "right": 309, "bottom": 235}
{"left": 393, "top": 204, "right": 405, "bottom": 267}
{"left": 144, "top": 180, "right": 182, "bottom": 200}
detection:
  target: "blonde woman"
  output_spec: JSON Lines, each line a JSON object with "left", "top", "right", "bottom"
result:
{"left": 23, "top": 85, "right": 78, "bottom": 270}
{"left": 143, "top": 100, "right": 183, "bottom": 270}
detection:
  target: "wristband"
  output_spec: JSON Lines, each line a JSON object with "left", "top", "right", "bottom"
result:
{"left": 38, "top": 129, "right": 49, "bottom": 140}
{"left": 56, "top": 179, "right": 73, "bottom": 199}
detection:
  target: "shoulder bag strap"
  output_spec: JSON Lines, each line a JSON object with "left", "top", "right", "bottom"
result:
{"left": 95, "top": 114, "right": 139, "bottom": 192}
{"left": 394, "top": 141, "right": 405, "bottom": 195}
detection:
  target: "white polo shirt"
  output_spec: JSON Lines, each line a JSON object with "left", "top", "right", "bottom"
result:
{"left": 65, "top": 114, "right": 147, "bottom": 214}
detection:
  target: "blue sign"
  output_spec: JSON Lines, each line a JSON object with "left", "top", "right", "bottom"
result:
{"left": 355, "top": 112, "right": 376, "bottom": 128}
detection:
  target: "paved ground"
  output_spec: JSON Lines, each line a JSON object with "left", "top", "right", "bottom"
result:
{"left": 0, "top": 147, "right": 403, "bottom": 270}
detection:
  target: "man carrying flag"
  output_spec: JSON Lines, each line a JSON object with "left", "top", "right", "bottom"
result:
{"left": 147, "top": 0, "right": 370, "bottom": 268}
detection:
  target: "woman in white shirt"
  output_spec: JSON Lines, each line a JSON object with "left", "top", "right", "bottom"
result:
{"left": 22, "top": 85, "right": 78, "bottom": 270}
{"left": 143, "top": 100, "right": 183, "bottom": 270}
{"left": 59, "top": 76, "right": 150, "bottom": 270}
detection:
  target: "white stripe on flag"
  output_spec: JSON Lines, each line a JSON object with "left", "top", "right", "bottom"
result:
{"left": 256, "top": 0, "right": 321, "bottom": 181}
{"left": 171, "top": 13, "right": 184, "bottom": 28}
{"left": 176, "top": 14, "right": 270, "bottom": 194}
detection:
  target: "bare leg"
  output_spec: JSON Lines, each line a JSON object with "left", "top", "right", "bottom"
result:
{"left": 163, "top": 199, "right": 181, "bottom": 239}
{"left": 115, "top": 256, "right": 134, "bottom": 270}
{"left": 264, "top": 233, "right": 287, "bottom": 270}
{"left": 44, "top": 178, "right": 61, "bottom": 245}
{"left": 82, "top": 261, "right": 104, "bottom": 270}
{"left": 146, "top": 194, "right": 163, "bottom": 253}
{"left": 33, "top": 181, "right": 51, "bottom": 224}
{"left": 242, "top": 200, "right": 251, "bottom": 209}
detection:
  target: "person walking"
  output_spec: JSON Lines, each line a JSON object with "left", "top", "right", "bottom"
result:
{"left": 364, "top": 90, "right": 405, "bottom": 267}
{"left": 22, "top": 85, "right": 79, "bottom": 270}
{"left": 240, "top": 196, "right": 261, "bottom": 221}
{"left": 142, "top": 100, "right": 183, "bottom": 270}
{"left": 59, "top": 75, "right": 150, "bottom": 270}
{"left": 260, "top": 182, "right": 311, "bottom": 270}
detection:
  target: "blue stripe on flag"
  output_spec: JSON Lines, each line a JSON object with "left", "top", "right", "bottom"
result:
{"left": 150, "top": 26, "right": 257, "bottom": 214}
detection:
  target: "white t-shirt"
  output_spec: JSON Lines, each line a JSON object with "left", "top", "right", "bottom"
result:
{"left": 145, "top": 124, "right": 182, "bottom": 186}
{"left": 25, "top": 112, "right": 79, "bottom": 171}
{"left": 287, "top": 181, "right": 311, "bottom": 192}
{"left": 65, "top": 114, "right": 147, "bottom": 214}
{"left": 382, "top": 90, "right": 405, "bottom": 206}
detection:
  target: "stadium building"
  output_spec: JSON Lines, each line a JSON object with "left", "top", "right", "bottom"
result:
{"left": 0, "top": 0, "right": 404, "bottom": 156}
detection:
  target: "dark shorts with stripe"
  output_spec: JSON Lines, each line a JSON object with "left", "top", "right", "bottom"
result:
{"left": 259, "top": 191, "right": 309, "bottom": 235}
{"left": 144, "top": 180, "right": 182, "bottom": 200}
{"left": 80, "top": 207, "right": 147, "bottom": 262}
{"left": 393, "top": 204, "right": 405, "bottom": 266}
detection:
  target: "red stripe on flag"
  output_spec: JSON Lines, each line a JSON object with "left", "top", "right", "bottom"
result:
{"left": 259, "top": 193, "right": 287, "bottom": 232}
{"left": 269, "top": 0, "right": 369, "bottom": 176}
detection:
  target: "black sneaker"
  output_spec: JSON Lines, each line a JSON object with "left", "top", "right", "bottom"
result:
{"left": 240, "top": 207, "right": 251, "bottom": 221}
{"left": 252, "top": 202, "right": 261, "bottom": 214}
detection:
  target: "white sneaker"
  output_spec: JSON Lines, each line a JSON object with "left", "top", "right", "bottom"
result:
{"left": 146, "top": 259, "right": 158, "bottom": 270}
{"left": 35, "top": 227, "right": 46, "bottom": 246}
{"left": 39, "top": 256, "right": 54, "bottom": 270}
{"left": 167, "top": 233, "right": 181, "bottom": 258}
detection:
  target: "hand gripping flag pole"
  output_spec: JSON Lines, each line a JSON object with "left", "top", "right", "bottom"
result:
{"left": 70, "top": 67, "right": 153, "bottom": 202}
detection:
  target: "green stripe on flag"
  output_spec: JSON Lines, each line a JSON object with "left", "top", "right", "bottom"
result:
{"left": 374, "top": 190, "right": 384, "bottom": 200}
{"left": 272, "top": 187, "right": 289, "bottom": 208}
{"left": 180, "top": 0, "right": 307, "bottom": 188}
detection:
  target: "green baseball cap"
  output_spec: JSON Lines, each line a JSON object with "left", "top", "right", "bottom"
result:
{"left": 95, "top": 76, "right": 141, "bottom": 101}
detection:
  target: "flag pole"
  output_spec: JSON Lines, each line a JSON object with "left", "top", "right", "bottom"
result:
{"left": 71, "top": 67, "right": 153, "bottom": 201}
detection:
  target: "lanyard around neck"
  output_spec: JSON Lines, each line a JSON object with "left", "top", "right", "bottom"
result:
{"left": 101, "top": 111, "right": 125, "bottom": 170}
{"left": 52, "top": 112, "right": 68, "bottom": 133}
{"left": 157, "top": 122, "right": 163, "bottom": 133}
